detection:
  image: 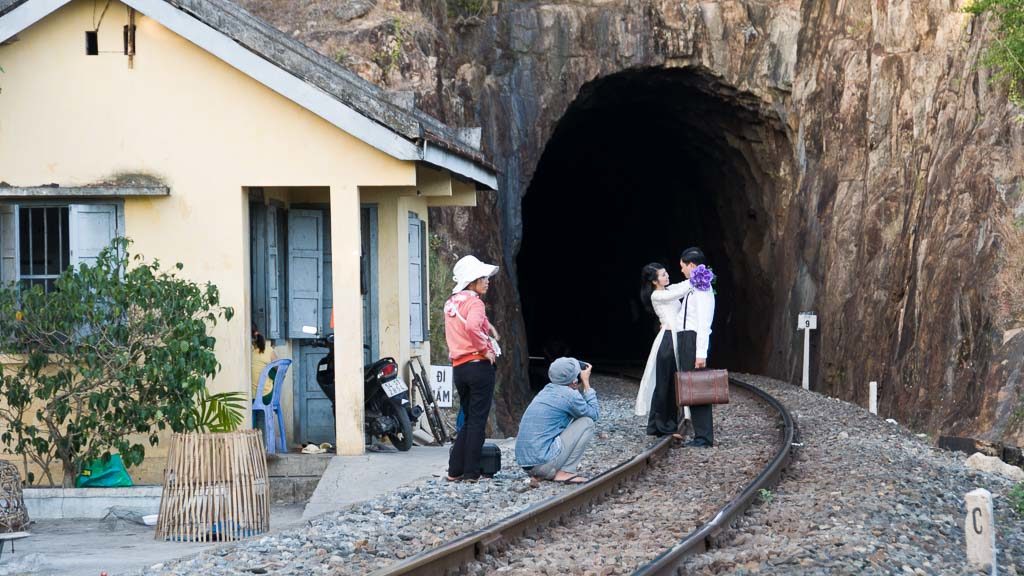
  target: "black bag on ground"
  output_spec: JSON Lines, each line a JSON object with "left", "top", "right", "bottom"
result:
{"left": 479, "top": 443, "right": 502, "bottom": 476}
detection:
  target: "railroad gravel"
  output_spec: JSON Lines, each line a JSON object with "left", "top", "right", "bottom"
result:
{"left": 138, "top": 375, "right": 654, "bottom": 576}
{"left": 463, "top": 387, "right": 779, "bottom": 575}
{"left": 680, "top": 373, "right": 1024, "bottom": 575}
{"left": 140, "top": 373, "right": 1024, "bottom": 575}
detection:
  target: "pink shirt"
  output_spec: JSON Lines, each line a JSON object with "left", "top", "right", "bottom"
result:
{"left": 444, "top": 290, "right": 494, "bottom": 364}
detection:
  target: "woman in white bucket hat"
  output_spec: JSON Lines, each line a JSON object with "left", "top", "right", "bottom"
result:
{"left": 443, "top": 255, "right": 500, "bottom": 482}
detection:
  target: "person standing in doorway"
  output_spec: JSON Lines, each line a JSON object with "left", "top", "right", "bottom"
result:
{"left": 251, "top": 323, "right": 278, "bottom": 405}
{"left": 635, "top": 263, "right": 689, "bottom": 438}
{"left": 444, "top": 255, "right": 500, "bottom": 482}
{"left": 675, "top": 247, "right": 716, "bottom": 447}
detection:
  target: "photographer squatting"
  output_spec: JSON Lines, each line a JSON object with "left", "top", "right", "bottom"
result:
{"left": 514, "top": 358, "right": 599, "bottom": 484}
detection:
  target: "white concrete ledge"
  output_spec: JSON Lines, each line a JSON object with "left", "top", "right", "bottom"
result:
{"left": 24, "top": 485, "right": 163, "bottom": 519}
{"left": 0, "top": 185, "right": 170, "bottom": 197}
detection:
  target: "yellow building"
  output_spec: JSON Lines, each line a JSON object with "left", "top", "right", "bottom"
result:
{"left": 0, "top": 0, "right": 495, "bottom": 482}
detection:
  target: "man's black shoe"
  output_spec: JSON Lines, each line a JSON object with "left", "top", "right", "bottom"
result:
{"left": 684, "top": 440, "right": 712, "bottom": 448}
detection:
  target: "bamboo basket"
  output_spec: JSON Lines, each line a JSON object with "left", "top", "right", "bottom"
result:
{"left": 155, "top": 430, "right": 270, "bottom": 542}
{"left": 0, "top": 461, "right": 28, "bottom": 532}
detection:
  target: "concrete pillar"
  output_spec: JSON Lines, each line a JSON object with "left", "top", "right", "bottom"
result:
{"left": 964, "top": 488, "right": 996, "bottom": 573}
{"left": 330, "top": 184, "right": 364, "bottom": 455}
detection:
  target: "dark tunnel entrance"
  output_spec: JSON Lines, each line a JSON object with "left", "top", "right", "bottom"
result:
{"left": 517, "top": 68, "right": 792, "bottom": 380}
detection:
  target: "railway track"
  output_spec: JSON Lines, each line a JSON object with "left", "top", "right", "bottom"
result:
{"left": 369, "top": 374, "right": 796, "bottom": 576}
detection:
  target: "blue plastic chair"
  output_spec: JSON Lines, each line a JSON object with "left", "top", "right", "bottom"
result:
{"left": 252, "top": 358, "right": 292, "bottom": 454}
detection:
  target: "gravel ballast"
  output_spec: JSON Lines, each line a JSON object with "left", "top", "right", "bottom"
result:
{"left": 463, "top": 386, "right": 780, "bottom": 575}
{"left": 680, "top": 374, "right": 1024, "bottom": 575}
{"left": 141, "top": 375, "right": 654, "bottom": 575}
{"left": 141, "top": 373, "right": 1024, "bottom": 575}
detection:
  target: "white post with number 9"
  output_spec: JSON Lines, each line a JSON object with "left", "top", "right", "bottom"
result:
{"left": 797, "top": 312, "right": 817, "bottom": 390}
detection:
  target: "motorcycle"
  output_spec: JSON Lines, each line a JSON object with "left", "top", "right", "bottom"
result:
{"left": 308, "top": 332, "right": 420, "bottom": 451}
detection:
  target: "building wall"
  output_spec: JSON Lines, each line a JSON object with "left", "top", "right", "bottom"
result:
{"left": 0, "top": 0, "right": 428, "bottom": 482}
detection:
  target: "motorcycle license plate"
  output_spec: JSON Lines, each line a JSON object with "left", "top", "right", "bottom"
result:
{"left": 382, "top": 378, "right": 406, "bottom": 398}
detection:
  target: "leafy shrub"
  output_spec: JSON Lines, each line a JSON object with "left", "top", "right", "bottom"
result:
{"left": 375, "top": 17, "right": 407, "bottom": 73}
{"left": 0, "top": 238, "right": 233, "bottom": 486}
{"left": 964, "top": 0, "right": 1024, "bottom": 106}
{"left": 447, "top": 0, "right": 487, "bottom": 19}
{"left": 1010, "top": 482, "right": 1024, "bottom": 515}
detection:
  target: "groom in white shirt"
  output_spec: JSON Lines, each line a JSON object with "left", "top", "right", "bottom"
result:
{"left": 675, "top": 247, "right": 716, "bottom": 448}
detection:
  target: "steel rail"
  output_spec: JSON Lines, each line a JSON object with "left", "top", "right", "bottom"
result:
{"left": 370, "top": 375, "right": 795, "bottom": 576}
{"left": 633, "top": 377, "right": 796, "bottom": 575}
{"left": 367, "top": 431, "right": 678, "bottom": 576}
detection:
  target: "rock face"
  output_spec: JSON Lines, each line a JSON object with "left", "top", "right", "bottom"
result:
{"left": 241, "top": 0, "right": 1024, "bottom": 444}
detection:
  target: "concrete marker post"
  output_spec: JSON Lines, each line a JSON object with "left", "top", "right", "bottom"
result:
{"left": 964, "top": 488, "right": 997, "bottom": 574}
{"left": 797, "top": 312, "right": 817, "bottom": 390}
{"left": 869, "top": 381, "right": 878, "bottom": 415}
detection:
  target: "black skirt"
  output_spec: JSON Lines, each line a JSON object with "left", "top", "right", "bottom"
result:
{"left": 646, "top": 329, "right": 678, "bottom": 436}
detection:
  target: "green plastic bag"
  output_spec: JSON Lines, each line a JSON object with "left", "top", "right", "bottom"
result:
{"left": 75, "top": 454, "right": 134, "bottom": 488}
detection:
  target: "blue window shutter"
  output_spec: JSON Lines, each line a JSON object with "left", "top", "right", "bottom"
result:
{"left": 250, "top": 203, "right": 268, "bottom": 336}
{"left": 321, "top": 210, "right": 333, "bottom": 335}
{"left": 266, "top": 205, "right": 281, "bottom": 339}
{"left": 420, "top": 220, "right": 429, "bottom": 340}
{"left": 288, "top": 209, "right": 323, "bottom": 339}
{"left": 0, "top": 204, "right": 17, "bottom": 285}
{"left": 408, "top": 213, "right": 424, "bottom": 342}
{"left": 69, "top": 204, "right": 117, "bottom": 268}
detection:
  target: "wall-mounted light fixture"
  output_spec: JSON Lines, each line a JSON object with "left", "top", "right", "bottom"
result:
{"left": 122, "top": 7, "right": 136, "bottom": 69}
{"left": 83, "top": 1, "right": 135, "bottom": 67}
{"left": 85, "top": 30, "right": 98, "bottom": 55}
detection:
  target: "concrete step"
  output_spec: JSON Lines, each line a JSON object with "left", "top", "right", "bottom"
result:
{"left": 267, "top": 453, "right": 333, "bottom": 477}
{"left": 267, "top": 453, "right": 332, "bottom": 504}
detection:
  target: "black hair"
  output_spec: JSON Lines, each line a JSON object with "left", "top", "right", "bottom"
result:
{"left": 639, "top": 263, "right": 665, "bottom": 315}
{"left": 679, "top": 247, "right": 706, "bottom": 265}
{"left": 252, "top": 322, "right": 266, "bottom": 354}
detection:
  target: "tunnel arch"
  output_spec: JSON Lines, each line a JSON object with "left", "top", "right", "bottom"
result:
{"left": 516, "top": 67, "right": 795, "bottom": 377}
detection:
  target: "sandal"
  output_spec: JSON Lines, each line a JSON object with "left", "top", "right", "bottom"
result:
{"left": 445, "top": 475, "right": 463, "bottom": 482}
{"left": 555, "top": 475, "right": 588, "bottom": 485}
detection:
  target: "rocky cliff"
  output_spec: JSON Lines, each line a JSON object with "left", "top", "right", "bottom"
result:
{"left": 240, "top": 0, "right": 1024, "bottom": 444}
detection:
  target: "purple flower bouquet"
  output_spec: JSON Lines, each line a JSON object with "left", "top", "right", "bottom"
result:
{"left": 691, "top": 265, "right": 715, "bottom": 291}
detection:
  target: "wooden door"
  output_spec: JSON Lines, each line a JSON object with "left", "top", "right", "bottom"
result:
{"left": 293, "top": 205, "right": 378, "bottom": 446}
{"left": 294, "top": 343, "right": 335, "bottom": 445}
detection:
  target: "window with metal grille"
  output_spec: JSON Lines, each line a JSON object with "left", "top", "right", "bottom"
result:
{"left": 0, "top": 202, "right": 121, "bottom": 291}
{"left": 18, "top": 206, "right": 70, "bottom": 293}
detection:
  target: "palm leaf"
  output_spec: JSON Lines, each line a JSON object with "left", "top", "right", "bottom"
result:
{"left": 191, "top": 388, "right": 247, "bottom": 433}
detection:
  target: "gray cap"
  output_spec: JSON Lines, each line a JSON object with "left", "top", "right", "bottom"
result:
{"left": 548, "top": 357, "right": 581, "bottom": 386}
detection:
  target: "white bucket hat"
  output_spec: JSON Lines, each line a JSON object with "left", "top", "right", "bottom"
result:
{"left": 452, "top": 255, "right": 499, "bottom": 293}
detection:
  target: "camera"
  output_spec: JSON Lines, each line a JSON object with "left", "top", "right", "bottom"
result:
{"left": 578, "top": 361, "right": 590, "bottom": 371}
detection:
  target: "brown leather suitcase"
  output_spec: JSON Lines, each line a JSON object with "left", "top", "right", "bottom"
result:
{"left": 674, "top": 369, "right": 730, "bottom": 406}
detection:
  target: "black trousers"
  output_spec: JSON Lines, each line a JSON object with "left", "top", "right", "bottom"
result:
{"left": 448, "top": 361, "right": 496, "bottom": 479}
{"left": 677, "top": 330, "right": 714, "bottom": 446}
{"left": 646, "top": 330, "right": 679, "bottom": 436}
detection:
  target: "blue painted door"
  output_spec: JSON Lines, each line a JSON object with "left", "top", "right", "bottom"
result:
{"left": 287, "top": 209, "right": 323, "bottom": 339}
{"left": 295, "top": 342, "right": 335, "bottom": 445}
{"left": 290, "top": 208, "right": 327, "bottom": 445}
{"left": 293, "top": 206, "right": 378, "bottom": 445}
